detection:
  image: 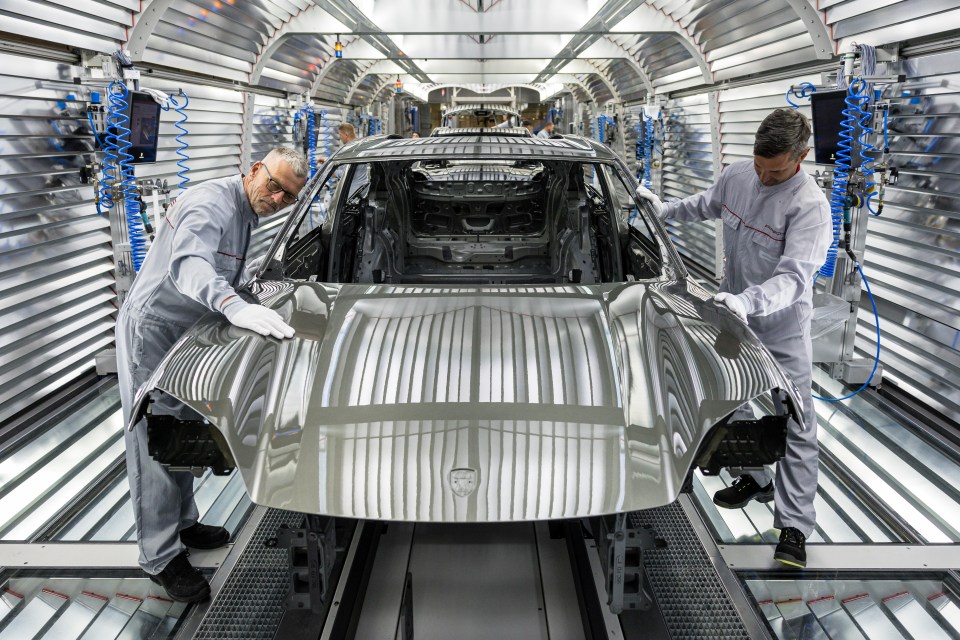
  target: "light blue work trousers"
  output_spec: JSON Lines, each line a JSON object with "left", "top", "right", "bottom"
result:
{"left": 116, "top": 306, "right": 199, "bottom": 575}
{"left": 739, "top": 318, "right": 818, "bottom": 539}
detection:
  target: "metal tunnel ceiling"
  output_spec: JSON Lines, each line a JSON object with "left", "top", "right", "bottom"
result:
{"left": 48, "top": 0, "right": 945, "bottom": 108}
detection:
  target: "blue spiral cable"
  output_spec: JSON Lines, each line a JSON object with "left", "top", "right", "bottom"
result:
{"left": 820, "top": 84, "right": 858, "bottom": 279}
{"left": 596, "top": 115, "right": 615, "bottom": 144}
{"left": 107, "top": 81, "right": 147, "bottom": 272}
{"left": 783, "top": 76, "right": 883, "bottom": 401}
{"left": 306, "top": 106, "right": 317, "bottom": 178}
{"left": 849, "top": 78, "right": 878, "bottom": 216}
{"left": 98, "top": 87, "right": 125, "bottom": 217}
{"left": 167, "top": 91, "right": 190, "bottom": 193}
{"left": 785, "top": 81, "right": 817, "bottom": 109}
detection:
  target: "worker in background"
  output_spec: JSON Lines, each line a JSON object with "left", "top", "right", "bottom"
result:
{"left": 116, "top": 147, "right": 307, "bottom": 602}
{"left": 335, "top": 122, "right": 369, "bottom": 194}
{"left": 537, "top": 120, "right": 555, "bottom": 139}
{"left": 635, "top": 108, "right": 831, "bottom": 569}
{"left": 411, "top": 132, "right": 421, "bottom": 138}
{"left": 338, "top": 122, "right": 357, "bottom": 145}
{"left": 522, "top": 119, "right": 534, "bottom": 135}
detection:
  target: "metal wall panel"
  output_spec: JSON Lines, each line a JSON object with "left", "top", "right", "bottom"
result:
{"left": 314, "top": 60, "right": 365, "bottom": 106}
{"left": 0, "top": 52, "right": 115, "bottom": 424}
{"left": 0, "top": 0, "right": 134, "bottom": 54}
{"left": 594, "top": 58, "right": 648, "bottom": 104}
{"left": 858, "top": 50, "right": 960, "bottom": 418}
{"left": 608, "top": 32, "right": 700, "bottom": 96}
{"left": 718, "top": 75, "right": 820, "bottom": 173}
{"left": 140, "top": 0, "right": 311, "bottom": 82}
{"left": 824, "top": 0, "right": 960, "bottom": 50}
{"left": 260, "top": 34, "right": 336, "bottom": 94}
{"left": 660, "top": 92, "right": 718, "bottom": 275}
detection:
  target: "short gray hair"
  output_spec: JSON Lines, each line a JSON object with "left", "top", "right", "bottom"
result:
{"left": 262, "top": 147, "right": 308, "bottom": 178}
{"left": 753, "top": 108, "right": 811, "bottom": 159}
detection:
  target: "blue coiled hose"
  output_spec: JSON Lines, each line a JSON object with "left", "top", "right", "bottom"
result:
{"left": 306, "top": 106, "right": 317, "bottom": 178}
{"left": 786, "top": 81, "right": 817, "bottom": 108}
{"left": 820, "top": 84, "right": 859, "bottom": 279}
{"left": 782, "top": 76, "right": 882, "bottom": 400}
{"left": 97, "top": 91, "right": 121, "bottom": 216}
{"left": 107, "top": 81, "right": 147, "bottom": 272}
{"left": 596, "top": 115, "right": 615, "bottom": 143}
{"left": 848, "top": 78, "right": 878, "bottom": 216}
{"left": 167, "top": 91, "right": 190, "bottom": 192}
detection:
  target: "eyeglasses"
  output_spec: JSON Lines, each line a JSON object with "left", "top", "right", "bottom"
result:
{"left": 261, "top": 163, "right": 299, "bottom": 205}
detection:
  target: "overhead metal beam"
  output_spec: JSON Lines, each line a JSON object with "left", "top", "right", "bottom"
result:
{"left": 533, "top": 0, "right": 647, "bottom": 83}
{"left": 249, "top": 6, "right": 349, "bottom": 85}
{"left": 313, "top": 0, "right": 432, "bottom": 83}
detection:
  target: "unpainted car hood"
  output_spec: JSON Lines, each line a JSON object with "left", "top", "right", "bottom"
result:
{"left": 133, "top": 279, "right": 800, "bottom": 522}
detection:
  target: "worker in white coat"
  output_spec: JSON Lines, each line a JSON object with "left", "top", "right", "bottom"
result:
{"left": 116, "top": 147, "right": 307, "bottom": 601}
{"left": 636, "top": 108, "right": 832, "bottom": 568}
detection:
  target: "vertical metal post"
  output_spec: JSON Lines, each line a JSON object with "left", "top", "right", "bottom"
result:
{"left": 708, "top": 90, "right": 724, "bottom": 281}
{"left": 240, "top": 92, "right": 254, "bottom": 173}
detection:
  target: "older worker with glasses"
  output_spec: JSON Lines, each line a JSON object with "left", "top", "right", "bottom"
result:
{"left": 115, "top": 147, "right": 308, "bottom": 602}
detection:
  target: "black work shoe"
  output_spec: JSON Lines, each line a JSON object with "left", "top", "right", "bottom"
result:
{"left": 775, "top": 527, "right": 807, "bottom": 568}
{"left": 180, "top": 522, "right": 230, "bottom": 549}
{"left": 148, "top": 552, "right": 210, "bottom": 602}
{"left": 713, "top": 475, "right": 775, "bottom": 509}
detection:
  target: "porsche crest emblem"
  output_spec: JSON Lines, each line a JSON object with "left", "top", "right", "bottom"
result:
{"left": 449, "top": 468, "right": 478, "bottom": 498}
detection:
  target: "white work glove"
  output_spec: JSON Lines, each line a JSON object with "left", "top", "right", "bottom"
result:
{"left": 635, "top": 185, "right": 664, "bottom": 216}
{"left": 714, "top": 292, "right": 748, "bottom": 323}
{"left": 223, "top": 303, "right": 295, "bottom": 339}
{"left": 243, "top": 255, "right": 265, "bottom": 281}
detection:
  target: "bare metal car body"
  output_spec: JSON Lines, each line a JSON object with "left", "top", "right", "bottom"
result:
{"left": 132, "top": 133, "right": 801, "bottom": 523}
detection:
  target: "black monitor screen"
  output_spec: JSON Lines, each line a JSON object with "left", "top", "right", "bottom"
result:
{"left": 810, "top": 90, "right": 847, "bottom": 165}
{"left": 127, "top": 91, "right": 161, "bottom": 164}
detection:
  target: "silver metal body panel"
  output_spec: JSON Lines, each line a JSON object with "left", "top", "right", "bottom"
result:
{"left": 133, "top": 278, "right": 799, "bottom": 522}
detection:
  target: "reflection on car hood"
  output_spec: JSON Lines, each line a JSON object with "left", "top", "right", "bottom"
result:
{"left": 135, "top": 279, "right": 800, "bottom": 522}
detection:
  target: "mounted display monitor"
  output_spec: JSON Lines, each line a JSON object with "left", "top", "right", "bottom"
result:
{"left": 809, "top": 90, "right": 847, "bottom": 165}
{"left": 126, "top": 91, "right": 162, "bottom": 164}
